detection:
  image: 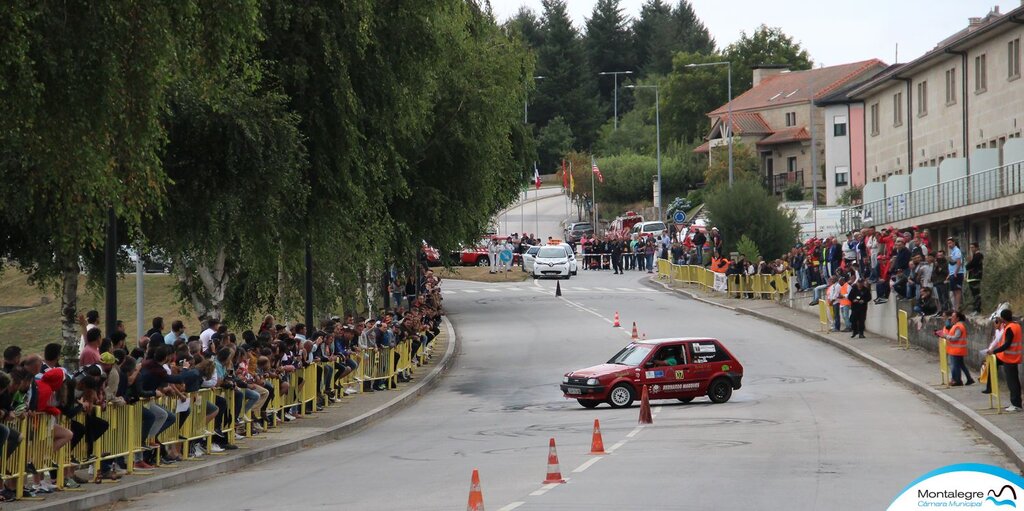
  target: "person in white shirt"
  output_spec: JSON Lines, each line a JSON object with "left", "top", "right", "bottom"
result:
{"left": 827, "top": 279, "right": 842, "bottom": 332}
{"left": 199, "top": 318, "right": 221, "bottom": 352}
{"left": 78, "top": 310, "right": 100, "bottom": 353}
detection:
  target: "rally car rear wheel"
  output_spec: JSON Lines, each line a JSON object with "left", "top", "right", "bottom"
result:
{"left": 607, "top": 383, "right": 635, "bottom": 408}
{"left": 708, "top": 378, "right": 733, "bottom": 404}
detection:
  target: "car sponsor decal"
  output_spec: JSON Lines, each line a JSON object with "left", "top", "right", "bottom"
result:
{"left": 674, "top": 370, "right": 685, "bottom": 380}
{"left": 693, "top": 343, "right": 717, "bottom": 353}
{"left": 651, "top": 384, "right": 662, "bottom": 394}
{"left": 662, "top": 384, "right": 682, "bottom": 391}
{"left": 644, "top": 370, "right": 665, "bottom": 379}
{"left": 721, "top": 364, "right": 731, "bottom": 371}
{"left": 681, "top": 383, "right": 700, "bottom": 390}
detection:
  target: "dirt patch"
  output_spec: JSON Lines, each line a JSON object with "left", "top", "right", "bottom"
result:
{"left": 435, "top": 266, "right": 529, "bottom": 283}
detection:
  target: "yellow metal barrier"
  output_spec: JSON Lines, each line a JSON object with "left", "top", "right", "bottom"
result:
{"left": 657, "top": 262, "right": 788, "bottom": 298}
{"left": 897, "top": 310, "right": 910, "bottom": 350}
{"left": 818, "top": 301, "right": 830, "bottom": 332}
{"left": 980, "top": 355, "right": 1002, "bottom": 414}
{"left": 936, "top": 338, "right": 949, "bottom": 388}
{"left": 1, "top": 416, "right": 28, "bottom": 499}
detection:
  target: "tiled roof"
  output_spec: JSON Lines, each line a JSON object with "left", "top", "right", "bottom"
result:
{"left": 713, "top": 112, "right": 773, "bottom": 135}
{"left": 709, "top": 59, "right": 888, "bottom": 116}
{"left": 757, "top": 126, "right": 811, "bottom": 146}
{"left": 693, "top": 141, "right": 710, "bottom": 154}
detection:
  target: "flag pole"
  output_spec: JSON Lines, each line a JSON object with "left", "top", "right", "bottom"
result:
{"left": 591, "top": 156, "right": 597, "bottom": 230}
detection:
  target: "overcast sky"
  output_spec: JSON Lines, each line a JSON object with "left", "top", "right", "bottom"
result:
{"left": 489, "top": 1, "right": 1020, "bottom": 67}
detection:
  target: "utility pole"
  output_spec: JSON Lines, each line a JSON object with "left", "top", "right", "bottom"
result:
{"left": 598, "top": 71, "right": 634, "bottom": 130}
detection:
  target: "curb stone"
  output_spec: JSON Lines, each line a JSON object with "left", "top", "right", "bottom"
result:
{"left": 645, "top": 276, "right": 1024, "bottom": 473}
{"left": 21, "top": 316, "right": 460, "bottom": 511}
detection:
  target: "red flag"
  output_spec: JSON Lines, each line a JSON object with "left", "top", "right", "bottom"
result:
{"left": 591, "top": 158, "right": 604, "bottom": 184}
{"left": 561, "top": 159, "right": 568, "bottom": 189}
{"left": 533, "top": 163, "right": 541, "bottom": 190}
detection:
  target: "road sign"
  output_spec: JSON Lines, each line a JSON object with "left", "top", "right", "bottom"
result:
{"left": 672, "top": 210, "right": 687, "bottom": 225}
{"left": 499, "top": 249, "right": 513, "bottom": 264}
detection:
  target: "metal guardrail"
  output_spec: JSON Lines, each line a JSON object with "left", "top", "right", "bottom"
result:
{"left": 841, "top": 160, "right": 1024, "bottom": 232}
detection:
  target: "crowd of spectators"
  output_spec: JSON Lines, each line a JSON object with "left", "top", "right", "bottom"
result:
{"left": 0, "top": 271, "right": 444, "bottom": 501}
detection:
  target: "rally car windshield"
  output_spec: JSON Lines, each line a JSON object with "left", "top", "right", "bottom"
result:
{"left": 607, "top": 345, "right": 652, "bottom": 366}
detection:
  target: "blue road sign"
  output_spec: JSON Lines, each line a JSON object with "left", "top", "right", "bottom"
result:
{"left": 672, "top": 210, "right": 687, "bottom": 224}
{"left": 499, "top": 249, "right": 513, "bottom": 263}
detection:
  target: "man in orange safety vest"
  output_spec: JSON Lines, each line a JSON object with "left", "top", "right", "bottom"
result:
{"left": 942, "top": 311, "right": 973, "bottom": 386}
{"left": 989, "top": 308, "right": 1022, "bottom": 411}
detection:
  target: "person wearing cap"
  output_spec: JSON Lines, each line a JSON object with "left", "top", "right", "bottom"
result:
{"left": 983, "top": 314, "right": 1007, "bottom": 395}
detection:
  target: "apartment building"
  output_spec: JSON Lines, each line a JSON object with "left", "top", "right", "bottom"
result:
{"left": 841, "top": 4, "right": 1024, "bottom": 247}
{"left": 697, "top": 60, "right": 888, "bottom": 204}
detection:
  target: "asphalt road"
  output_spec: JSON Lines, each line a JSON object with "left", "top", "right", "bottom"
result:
{"left": 121, "top": 193, "right": 1011, "bottom": 511}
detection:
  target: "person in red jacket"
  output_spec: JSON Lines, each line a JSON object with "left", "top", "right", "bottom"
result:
{"left": 30, "top": 368, "right": 73, "bottom": 493}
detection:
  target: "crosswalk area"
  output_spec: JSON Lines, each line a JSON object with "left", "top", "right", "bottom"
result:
{"left": 443, "top": 285, "right": 659, "bottom": 295}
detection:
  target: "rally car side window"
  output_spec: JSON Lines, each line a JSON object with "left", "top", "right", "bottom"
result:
{"left": 688, "top": 341, "right": 730, "bottom": 364}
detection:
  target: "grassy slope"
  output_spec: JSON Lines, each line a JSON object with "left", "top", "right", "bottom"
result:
{"left": 0, "top": 271, "right": 201, "bottom": 356}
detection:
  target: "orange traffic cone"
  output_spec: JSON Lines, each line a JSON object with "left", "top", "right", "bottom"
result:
{"left": 638, "top": 385, "right": 653, "bottom": 424}
{"left": 467, "top": 469, "right": 484, "bottom": 511}
{"left": 613, "top": 312, "right": 620, "bottom": 328}
{"left": 589, "top": 419, "right": 605, "bottom": 455}
{"left": 543, "top": 438, "right": 567, "bottom": 484}
{"left": 631, "top": 322, "right": 639, "bottom": 340}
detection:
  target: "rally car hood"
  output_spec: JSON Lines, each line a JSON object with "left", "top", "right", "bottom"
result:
{"left": 567, "top": 363, "right": 632, "bottom": 378}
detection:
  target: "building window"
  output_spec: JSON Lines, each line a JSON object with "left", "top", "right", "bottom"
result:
{"left": 916, "top": 81, "right": 927, "bottom": 116}
{"left": 975, "top": 54, "right": 987, "bottom": 92}
{"left": 831, "top": 116, "right": 847, "bottom": 138}
{"left": 835, "top": 166, "right": 849, "bottom": 186}
{"left": 870, "top": 103, "right": 879, "bottom": 136}
{"left": 1010, "top": 38, "right": 1021, "bottom": 80}
{"left": 785, "top": 112, "right": 796, "bottom": 127}
{"left": 787, "top": 156, "right": 797, "bottom": 173}
{"left": 893, "top": 92, "right": 903, "bottom": 127}
{"left": 945, "top": 68, "right": 956, "bottom": 105}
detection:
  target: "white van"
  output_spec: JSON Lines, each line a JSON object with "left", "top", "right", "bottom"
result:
{"left": 630, "top": 221, "right": 667, "bottom": 237}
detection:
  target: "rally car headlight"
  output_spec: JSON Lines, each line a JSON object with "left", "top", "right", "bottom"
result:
{"left": 562, "top": 376, "right": 569, "bottom": 383}
{"left": 586, "top": 378, "right": 599, "bottom": 385}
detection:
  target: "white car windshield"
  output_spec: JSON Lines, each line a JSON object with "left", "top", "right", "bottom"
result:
{"left": 644, "top": 222, "right": 666, "bottom": 232}
{"left": 527, "top": 246, "right": 540, "bottom": 255}
{"left": 607, "top": 344, "right": 652, "bottom": 366}
{"left": 537, "top": 247, "right": 566, "bottom": 258}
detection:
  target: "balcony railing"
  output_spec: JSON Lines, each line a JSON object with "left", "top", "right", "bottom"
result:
{"left": 768, "top": 171, "right": 805, "bottom": 195}
{"left": 840, "top": 160, "right": 1024, "bottom": 232}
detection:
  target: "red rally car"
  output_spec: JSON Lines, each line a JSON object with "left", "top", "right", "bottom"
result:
{"left": 560, "top": 338, "right": 744, "bottom": 409}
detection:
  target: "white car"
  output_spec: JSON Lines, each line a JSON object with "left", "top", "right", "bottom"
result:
{"left": 522, "top": 245, "right": 541, "bottom": 273}
{"left": 532, "top": 246, "right": 572, "bottom": 279}
{"left": 556, "top": 243, "right": 578, "bottom": 275}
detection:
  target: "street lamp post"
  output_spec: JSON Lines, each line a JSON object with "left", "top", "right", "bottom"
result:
{"left": 686, "top": 61, "right": 733, "bottom": 187}
{"left": 598, "top": 70, "right": 633, "bottom": 130}
{"left": 523, "top": 75, "right": 545, "bottom": 125}
{"left": 625, "top": 84, "right": 662, "bottom": 221}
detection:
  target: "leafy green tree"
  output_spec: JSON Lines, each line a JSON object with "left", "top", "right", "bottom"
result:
{"left": 663, "top": 51, "right": 731, "bottom": 144}
{"left": 533, "top": 0, "right": 602, "bottom": 149}
{"left": 0, "top": 1, "right": 259, "bottom": 352}
{"left": 593, "top": 152, "right": 698, "bottom": 206}
{"left": 704, "top": 142, "right": 761, "bottom": 187}
{"left": 837, "top": 185, "right": 863, "bottom": 206}
{"left": 389, "top": 3, "right": 530, "bottom": 264}
{"left": 725, "top": 25, "right": 813, "bottom": 94}
{"left": 537, "top": 117, "right": 576, "bottom": 175}
{"left": 705, "top": 180, "right": 798, "bottom": 259}
{"left": 504, "top": 6, "right": 544, "bottom": 48}
{"left": 585, "top": 0, "right": 635, "bottom": 116}
{"left": 632, "top": 0, "right": 715, "bottom": 75}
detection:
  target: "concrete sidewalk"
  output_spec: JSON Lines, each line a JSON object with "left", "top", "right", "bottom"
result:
{"left": 647, "top": 276, "right": 1024, "bottom": 472}
{"left": 9, "top": 318, "right": 458, "bottom": 511}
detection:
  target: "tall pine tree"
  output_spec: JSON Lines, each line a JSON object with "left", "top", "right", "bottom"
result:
{"left": 585, "top": 0, "right": 635, "bottom": 119}
{"left": 633, "top": 0, "right": 714, "bottom": 75}
{"left": 532, "top": 0, "right": 601, "bottom": 154}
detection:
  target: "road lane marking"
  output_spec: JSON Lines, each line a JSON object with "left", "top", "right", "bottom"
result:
{"left": 462, "top": 289, "right": 479, "bottom": 294}
{"left": 625, "top": 426, "right": 643, "bottom": 438}
{"left": 606, "top": 439, "right": 628, "bottom": 453}
{"left": 497, "top": 503, "right": 525, "bottom": 511}
{"left": 616, "top": 287, "right": 634, "bottom": 291}
{"left": 571, "top": 287, "right": 590, "bottom": 291}
{"left": 483, "top": 288, "right": 501, "bottom": 292}
{"left": 529, "top": 480, "right": 569, "bottom": 496}
{"left": 572, "top": 456, "right": 603, "bottom": 473}
{"left": 594, "top": 287, "right": 611, "bottom": 291}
